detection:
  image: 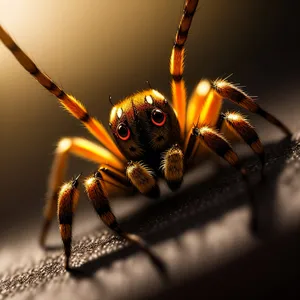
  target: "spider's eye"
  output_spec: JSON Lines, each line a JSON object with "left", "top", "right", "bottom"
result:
{"left": 117, "top": 123, "right": 130, "bottom": 141}
{"left": 151, "top": 109, "right": 166, "bottom": 126}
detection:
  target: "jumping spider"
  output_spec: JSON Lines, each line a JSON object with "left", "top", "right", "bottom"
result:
{"left": 0, "top": 0, "right": 291, "bottom": 270}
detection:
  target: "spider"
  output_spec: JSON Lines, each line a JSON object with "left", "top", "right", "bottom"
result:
{"left": 0, "top": 0, "right": 291, "bottom": 270}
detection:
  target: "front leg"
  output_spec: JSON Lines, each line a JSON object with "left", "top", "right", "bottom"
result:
{"left": 161, "top": 145, "right": 184, "bottom": 191}
{"left": 56, "top": 165, "right": 134, "bottom": 270}
{"left": 57, "top": 175, "right": 81, "bottom": 270}
{"left": 126, "top": 161, "right": 160, "bottom": 198}
{"left": 84, "top": 171, "right": 155, "bottom": 260}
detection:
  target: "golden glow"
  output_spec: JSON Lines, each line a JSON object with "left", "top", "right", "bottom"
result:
{"left": 110, "top": 106, "right": 118, "bottom": 122}
{"left": 226, "top": 112, "right": 241, "bottom": 122}
{"left": 117, "top": 107, "right": 123, "bottom": 119}
{"left": 186, "top": 79, "right": 211, "bottom": 132}
{"left": 145, "top": 95, "right": 154, "bottom": 104}
{"left": 199, "top": 126, "right": 214, "bottom": 135}
{"left": 198, "top": 90, "right": 222, "bottom": 127}
{"left": 71, "top": 137, "right": 124, "bottom": 170}
{"left": 171, "top": 80, "right": 187, "bottom": 138}
{"left": 57, "top": 138, "right": 72, "bottom": 153}
{"left": 85, "top": 176, "right": 96, "bottom": 187}
{"left": 152, "top": 90, "right": 165, "bottom": 100}
{"left": 215, "top": 79, "right": 228, "bottom": 88}
{"left": 58, "top": 182, "right": 71, "bottom": 198}
{"left": 196, "top": 80, "right": 211, "bottom": 95}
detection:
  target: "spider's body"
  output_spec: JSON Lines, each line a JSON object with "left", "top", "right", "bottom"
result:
{"left": 109, "top": 89, "right": 181, "bottom": 168}
{"left": 0, "top": 0, "right": 291, "bottom": 270}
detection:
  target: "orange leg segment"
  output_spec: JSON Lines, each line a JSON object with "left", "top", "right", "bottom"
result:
{"left": 212, "top": 79, "right": 291, "bottom": 136}
{"left": 40, "top": 137, "right": 125, "bottom": 247}
{"left": 170, "top": 0, "right": 199, "bottom": 138}
{"left": 0, "top": 25, "right": 124, "bottom": 161}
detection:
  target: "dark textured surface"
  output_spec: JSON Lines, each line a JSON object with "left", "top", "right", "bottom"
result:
{"left": 1, "top": 134, "right": 300, "bottom": 299}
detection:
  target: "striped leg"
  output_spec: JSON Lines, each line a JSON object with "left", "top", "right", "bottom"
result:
{"left": 0, "top": 26, "right": 124, "bottom": 160}
{"left": 186, "top": 126, "right": 247, "bottom": 178}
{"left": 85, "top": 171, "right": 154, "bottom": 259}
{"left": 57, "top": 175, "right": 80, "bottom": 270}
{"left": 212, "top": 79, "right": 291, "bottom": 135}
{"left": 170, "top": 0, "right": 199, "bottom": 138}
{"left": 40, "top": 137, "right": 125, "bottom": 247}
{"left": 184, "top": 81, "right": 223, "bottom": 162}
{"left": 185, "top": 78, "right": 290, "bottom": 162}
{"left": 218, "top": 112, "right": 265, "bottom": 171}
{"left": 186, "top": 125, "right": 261, "bottom": 232}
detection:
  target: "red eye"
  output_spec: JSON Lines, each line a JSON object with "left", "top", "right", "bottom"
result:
{"left": 151, "top": 109, "right": 166, "bottom": 126}
{"left": 117, "top": 123, "right": 130, "bottom": 140}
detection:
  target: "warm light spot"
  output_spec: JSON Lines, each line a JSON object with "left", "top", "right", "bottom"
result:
{"left": 57, "top": 138, "right": 72, "bottom": 153}
{"left": 59, "top": 182, "right": 71, "bottom": 197}
{"left": 173, "top": 109, "right": 178, "bottom": 117}
{"left": 196, "top": 80, "right": 211, "bottom": 96}
{"left": 145, "top": 95, "right": 154, "bottom": 105}
{"left": 199, "top": 126, "right": 213, "bottom": 134}
{"left": 110, "top": 106, "right": 117, "bottom": 120}
{"left": 117, "top": 107, "right": 123, "bottom": 119}
{"left": 85, "top": 176, "right": 96, "bottom": 187}
{"left": 215, "top": 80, "right": 227, "bottom": 88}
{"left": 227, "top": 113, "right": 241, "bottom": 122}
{"left": 152, "top": 89, "right": 165, "bottom": 100}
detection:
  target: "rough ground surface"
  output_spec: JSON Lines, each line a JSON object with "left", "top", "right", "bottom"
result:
{"left": 1, "top": 133, "right": 300, "bottom": 300}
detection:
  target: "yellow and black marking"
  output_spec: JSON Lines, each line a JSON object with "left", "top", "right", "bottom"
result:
{"left": 2, "top": 1, "right": 293, "bottom": 271}
{"left": 170, "top": 0, "right": 199, "bottom": 137}
{"left": 219, "top": 112, "right": 265, "bottom": 167}
{"left": 109, "top": 89, "right": 181, "bottom": 168}
{"left": 84, "top": 172, "right": 152, "bottom": 255}
{"left": 212, "top": 79, "right": 291, "bottom": 135}
{"left": 185, "top": 80, "right": 222, "bottom": 158}
{"left": 39, "top": 137, "right": 125, "bottom": 246}
{"left": 99, "top": 165, "right": 130, "bottom": 188}
{"left": 126, "top": 161, "right": 159, "bottom": 198}
{"left": 0, "top": 25, "right": 124, "bottom": 161}
{"left": 194, "top": 126, "right": 246, "bottom": 177}
{"left": 57, "top": 175, "right": 80, "bottom": 270}
{"left": 85, "top": 172, "right": 119, "bottom": 231}
{"left": 161, "top": 145, "right": 184, "bottom": 190}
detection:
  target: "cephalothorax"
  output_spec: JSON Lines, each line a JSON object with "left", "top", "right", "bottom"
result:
{"left": 109, "top": 90, "right": 181, "bottom": 169}
{"left": 0, "top": 0, "right": 291, "bottom": 270}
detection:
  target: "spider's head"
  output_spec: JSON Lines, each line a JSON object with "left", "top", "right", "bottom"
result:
{"left": 109, "top": 89, "right": 180, "bottom": 162}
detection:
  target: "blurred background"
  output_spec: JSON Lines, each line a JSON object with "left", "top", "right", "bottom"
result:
{"left": 0, "top": 0, "right": 300, "bottom": 297}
